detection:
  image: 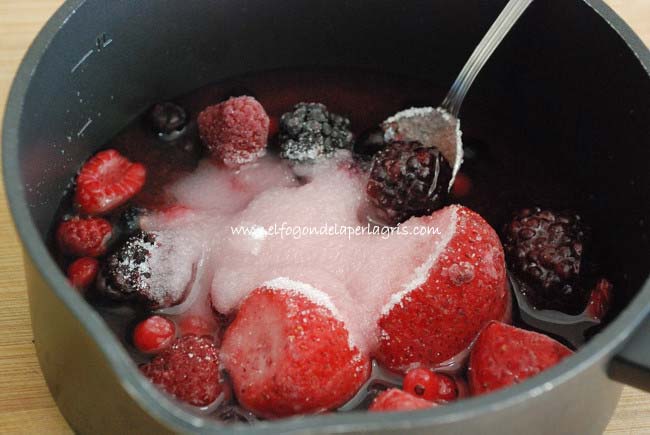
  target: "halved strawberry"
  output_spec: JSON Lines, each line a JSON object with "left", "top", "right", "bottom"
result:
{"left": 75, "top": 149, "right": 146, "bottom": 215}
{"left": 468, "top": 321, "right": 573, "bottom": 395}
{"left": 376, "top": 205, "right": 510, "bottom": 373}
{"left": 369, "top": 388, "right": 435, "bottom": 412}
{"left": 140, "top": 334, "right": 222, "bottom": 406}
{"left": 57, "top": 216, "right": 112, "bottom": 257}
{"left": 220, "top": 284, "right": 370, "bottom": 418}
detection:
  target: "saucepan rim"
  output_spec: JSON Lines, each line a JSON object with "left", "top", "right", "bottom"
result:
{"left": 3, "top": 0, "right": 650, "bottom": 433}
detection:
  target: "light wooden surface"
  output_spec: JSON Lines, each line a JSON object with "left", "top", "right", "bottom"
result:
{"left": 0, "top": 1, "right": 649, "bottom": 433}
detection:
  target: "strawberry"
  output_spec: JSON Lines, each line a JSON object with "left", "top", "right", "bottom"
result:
{"left": 66, "top": 257, "right": 99, "bottom": 290}
{"left": 376, "top": 205, "right": 510, "bottom": 372}
{"left": 133, "top": 315, "right": 176, "bottom": 353}
{"left": 468, "top": 321, "right": 573, "bottom": 395}
{"left": 369, "top": 388, "right": 435, "bottom": 412}
{"left": 75, "top": 149, "right": 146, "bottom": 215}
{"left": 56, "top": 216, "right": 112, "bottom": 257}
{"left": 140, "top": 335, "right": 222, "bottom": 406}
{"left": 220, "top": 285, "right": 371, "bottom": 418}
{"left": 586, "top": 278, "right": 613, "bottom": 321}
{"left": 402, "top": 368, "right": 458, "bottom": 403}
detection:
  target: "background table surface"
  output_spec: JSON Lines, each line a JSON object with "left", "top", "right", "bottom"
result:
{"left": 1, "top": 0, "right": 649, "bottom": 433}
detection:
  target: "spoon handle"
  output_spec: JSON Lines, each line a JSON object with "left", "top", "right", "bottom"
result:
{"left": 441, "top": 0, "right": 534, "bottom": 117}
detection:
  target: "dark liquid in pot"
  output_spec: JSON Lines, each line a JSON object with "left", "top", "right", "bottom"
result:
{"left": 49, "top": 68, "right": 621, "bottom": 422}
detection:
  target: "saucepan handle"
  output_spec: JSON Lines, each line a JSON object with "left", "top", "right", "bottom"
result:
{"left": 608, "top": 315, "right": 650, "bottom": 392}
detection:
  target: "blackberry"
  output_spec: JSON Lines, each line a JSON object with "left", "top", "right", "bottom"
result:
{"left": 503, "top": 208, "right": 588, "bottom": 312}
{"left": 98, "top": 231, "right": 192, "bottom": 309}
{"left": 97, "top": 231, "right": 158, "bottom": 305}
{"left": 366, "top": 141, "right": 452, "bottom": 226}
{"left": 149, "top": 102, "right": 187, "bottom": 140}
{"left": 279, "top": 103, "right": 354, "bottom": 162}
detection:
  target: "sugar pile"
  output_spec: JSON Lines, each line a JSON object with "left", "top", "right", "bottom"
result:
{"left": 141, "top": 152, "right": 457, "bottom": 353}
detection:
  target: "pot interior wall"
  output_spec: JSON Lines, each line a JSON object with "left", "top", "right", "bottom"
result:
{"left": 14, "top": 0, "right": 650, "bottom": 351}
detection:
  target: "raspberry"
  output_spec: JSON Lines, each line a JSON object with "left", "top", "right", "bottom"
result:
{"left": 75, "top": 149, "right": 146, "bottom": 215}
{"left": 198, "top": 96, "right": 269, "bottom": 167}
{"left": 133, "top": 315, "right": 176, "bottom": 353}
{"left": 140, "top": 335, "right": 222, "bottom": 406}
{"left": 366, "top": 140, "right": 452, "bottom": 226}
{"left": 503, "top": 207, "right": 588, "bottom": 312}
{"left": 368, "top": 388, "right": 435, "bottom": 412}
{"left": 278, "top": 103, "right": 354, "bottom": 162}
{"left": 67, "top": 257, "right": 99, "bottom": 290}
{"left": 402, "top": 368, "right": 458, "bottom": 403}
{"left": 56, "top": 216, "right": 112, "bottom": 257}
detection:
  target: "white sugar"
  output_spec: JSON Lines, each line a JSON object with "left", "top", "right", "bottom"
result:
{"left": 262, "top": 277, "right": 340, "bottom": 317}
{"left": 380, "top": 205, "right": 459, "bottom": 316}
{"left": 141, "top": 155, "right": 459, "bottom": 354}
{"left": 384, "top": 106, "right": 435, "bottom": 124}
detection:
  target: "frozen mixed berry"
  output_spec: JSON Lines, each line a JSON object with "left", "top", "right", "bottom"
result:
{"left": 98, "top": 231, "right": 156, "bottom": 303}
{"left": 366, "top": 141, "right": 452, "bottom": 226}
{"left": 503, "top": 207, "right": 588, "bottom": 312}
{"left": 97, "top": 231, "right": 190, "bottom": 308}
{"left": 67, "top": 257, "right": 99, "bottom": 290}
{"left": 148, "top": 102, "right": 187, "bottom": 139}
{"left": 278, "top": 102, "right": 354, "bottom": 162}
{"left": 586, "top": 278, "right": 613, "bottom": 321}
{"left": 57, "top": 216, "right": 112, "bottom": 257}
{"left": 198, "top": 96, "right": 269, "bottom": 167}
{"left": 75, "top": 149, "right": 146, "bottom": 215}
{"left": 221, "top": 286, "right": 370, "bottom": 418}
{"left": 402, "top": 368, "right": 458, "bottom": 403}
{"left": 376, "top": 206, "right": 509, "bottom": 373}
{"left": 133, "top": 315, "right": 176, "bottom": 353}
{"left": 468, "top": 322, "right": 573, "bottom": 395}
{"left": 368, "top": 388, "right": 435, "bottom": 412}
{"left": 140, "top": 334, "right": 222, "bottom": 407}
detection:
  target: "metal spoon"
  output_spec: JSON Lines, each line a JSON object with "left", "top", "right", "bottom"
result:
{"left": 383, "top": 0, "right": 534, "bottom": 187}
